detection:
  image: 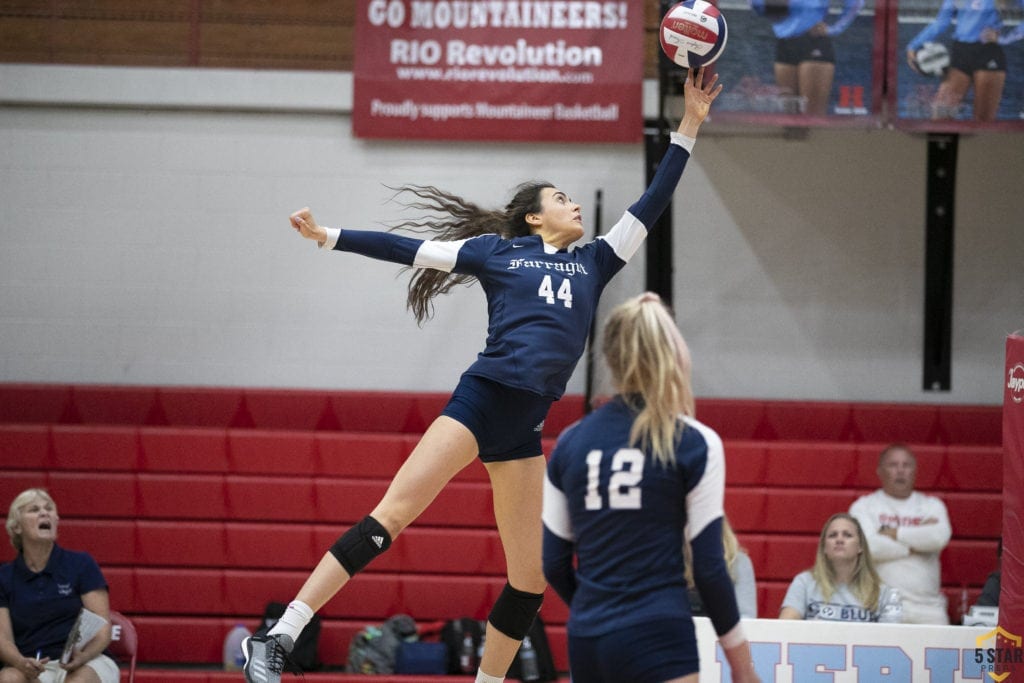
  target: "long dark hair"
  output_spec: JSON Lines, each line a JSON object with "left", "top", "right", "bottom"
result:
{"left": 388, "top": 181, "right": 552, "bottom": 324}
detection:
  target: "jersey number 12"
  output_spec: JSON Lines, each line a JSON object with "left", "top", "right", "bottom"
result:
{"left": 584, "top": 448, "right": 644, "bottom": 510}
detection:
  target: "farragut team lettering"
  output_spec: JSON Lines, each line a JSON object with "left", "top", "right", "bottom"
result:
{"left": 508, "top": 258, "right": 589, "bottom": 276}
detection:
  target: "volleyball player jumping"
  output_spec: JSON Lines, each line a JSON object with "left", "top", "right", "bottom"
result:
{"left": 242, "top": 67, "right": 722, "bottom": 683}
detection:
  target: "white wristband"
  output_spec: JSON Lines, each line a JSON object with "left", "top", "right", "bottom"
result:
{"left": 321, "top": 227, "right": 341, "bottom": 250}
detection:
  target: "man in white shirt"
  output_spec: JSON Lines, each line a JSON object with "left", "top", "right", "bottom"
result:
{"left": 849, "top": 444, "right": 953, "bottom": 624}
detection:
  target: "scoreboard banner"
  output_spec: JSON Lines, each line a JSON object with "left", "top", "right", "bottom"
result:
{"left": 353, "top": 0, "right": 644, "bottom": 142}
{"left": 695, "top": 617, "right": 1011, "bottom": 681}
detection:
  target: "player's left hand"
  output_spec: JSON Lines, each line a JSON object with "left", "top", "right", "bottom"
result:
{"left": 681, "top": 66, "right": 723, "bottom": 126}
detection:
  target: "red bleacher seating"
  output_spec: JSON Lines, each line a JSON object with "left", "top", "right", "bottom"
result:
{"left": 762, "top": 401, "right": 856, "bottom": 441}
{"left": 0, "top": 383, "right": 1003, "bottom": 675}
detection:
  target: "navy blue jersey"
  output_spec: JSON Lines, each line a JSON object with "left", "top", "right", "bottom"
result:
{"left": 542, "top": 397, "right": 743, "bottom": 643}
{"left": 322, "top": 134, "right": 695, "bottom": 399}
{"left": 0, "top": 545, "right": 108, "bottom": 659}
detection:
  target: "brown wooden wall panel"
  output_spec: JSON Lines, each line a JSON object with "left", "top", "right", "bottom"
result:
{"left": 1, "top": 1, "right": 659, "bottom": 78}
{"left": 198, "top": 22, "right": 351, "bottom": 70}
{"left": 200, "top": 0, "right": 356, "bottom": 24}
{"left": 0, "top": 17, "right": 52, "bottom": 62}
{"left": 2, "top": 0, "right": 193, "bottom": 20}
{"left": 0, "top": 18, "right": 192, "bottom": 67}
{"left": 55, "top": 19, "right": 191, "bottom": 57}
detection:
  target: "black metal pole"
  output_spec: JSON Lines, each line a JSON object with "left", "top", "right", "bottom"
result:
{"left": 644, "top": 123, "right": 674, "bottom": 307}
{"left": 923, "top": 133, "right": 957, "bottom": 391}
{"left": 645, "top": 0, "right": 681, "bottom": 307}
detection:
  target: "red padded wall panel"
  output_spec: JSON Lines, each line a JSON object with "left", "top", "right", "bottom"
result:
{"left": 158, "top": 387, "right": 244, "bottom": 428}
{"left": 60, "top": 520, "right": 137, "bottom": 565}
{"left": 851, "top": 404, "right": 941, "bottom": 444}
{"left": 136, "top": 474, "right": 228, "bottom": 520}
{"left": 225, "top": 522, "right": 319, "bottom": 570}
{"left": 48, "top": 473, "right": 137, "bottom": 518}
{"left": 135, "top": 521, "right": 228, "bottom": 567}
{"left": 72, "top": 386, "right": 160, "bottom": 426}
{"left": 0, "top": 384, "right": 72, "bottom": 423}
{"left": 0, "top": 425, "right": 51, "bottom": 469}
{"left": 228, "top": 430, "right": 317, "bottom": 475}
{"left": 139, "top": 428, "right": 229, "bottom": 473}
{"left": 227, "top": 475, "right": 316, "bottom": 522}
{"left": 51, "top": 426, "right": 139, "bottom": 471}
{"left": 761, "top": 442, "right": 859, "bottom": 487}
{"left": 763, "top": 401, "right": 854, "bottom": 441}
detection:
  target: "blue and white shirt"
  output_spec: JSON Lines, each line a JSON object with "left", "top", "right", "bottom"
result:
{"left": 323, "top": 134, "right": 695, "bottom": 399}
{"left": 907, "top": 0, "right": 1023, "bottom": 50}
{"left": 541, "top": 397, "right": 746, "bottom": 647}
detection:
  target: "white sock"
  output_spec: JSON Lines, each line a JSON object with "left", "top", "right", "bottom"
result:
{"left": 267, "top": 600, "right": 314, "bottom": 642}
{"left": 475, "top": 670, "right": 504, "bottom": 683}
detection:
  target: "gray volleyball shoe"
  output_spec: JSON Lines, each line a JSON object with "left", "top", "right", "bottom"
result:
{"left": 242, "top": 633, "right": 294, "bottom": 683}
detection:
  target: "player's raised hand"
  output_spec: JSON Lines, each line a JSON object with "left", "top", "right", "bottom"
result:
{"left": 682, "top": 66, "right": 723, "bottom": 125}
{"left": 677, "top": 66, "right": 723, "bottom": 138}
{"left": 290, "top": 207, "right": 328, "bottom": 244}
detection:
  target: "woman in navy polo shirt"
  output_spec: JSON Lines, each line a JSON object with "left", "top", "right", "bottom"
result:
{"left": 0, "top": 488, "right": 118, "bottom": 683}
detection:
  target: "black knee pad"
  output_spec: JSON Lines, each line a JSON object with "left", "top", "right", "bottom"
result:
{"left": 487, "top": 582, "right": 544, "bottom": 640}
{"left": 329, "top": 515, "right": 392, "bottom": 576}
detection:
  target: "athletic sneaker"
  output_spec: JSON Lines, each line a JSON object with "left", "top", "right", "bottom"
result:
{"left": 242, "top": 633, "right": 294, "bottom": 683}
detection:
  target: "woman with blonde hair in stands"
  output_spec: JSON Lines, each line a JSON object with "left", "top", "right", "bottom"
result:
{"left": 542, "top": 293, "right": 759, "bottom": 683}
{"left": 0, "top": 488, "right": 117, "bottom": 683}
{"left": 780, "top": 512, "right": 902, "bottom": 622}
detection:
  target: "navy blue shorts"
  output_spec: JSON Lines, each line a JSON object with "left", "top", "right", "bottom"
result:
{"left": 441, "top": 374, "right": 553, "bottom": 462}
{"left": 949, "top": 40, "right": 1007, "bottom": 74}
{"left": 568, "top": 617, "right": 699, "bottom": 683}
{"left": 775, "top": 33, "right": 836, "bottom": 65}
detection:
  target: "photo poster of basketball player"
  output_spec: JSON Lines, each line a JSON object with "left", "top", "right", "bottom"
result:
{"left": 699, "top": 0, "right": 883, "bottom": 125}
{"left": 894, "top": 0, "right": 1024, "bottom": 128}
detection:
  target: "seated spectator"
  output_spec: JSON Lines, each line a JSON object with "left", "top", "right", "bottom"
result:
{"left": 976, "top": 538, "right": 1001, "bottom": 608}
{"left": 779, "top": 513, "right": 903, "bottom": 622}
{"left": 849, "top": 443, "right": 952, "bottom": 624}
{"left": 0, "top": 488, "right": 117, "bottom": 683}
{"left": 688, "top": 516, "right": 758, "bottom": 618}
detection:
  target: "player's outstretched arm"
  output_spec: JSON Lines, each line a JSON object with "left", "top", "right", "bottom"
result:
{"left": 678, "top": 66, "right": 723, "bottom": 138}
{"left": 290, "top": 207, "right": 328, "bottom": 245}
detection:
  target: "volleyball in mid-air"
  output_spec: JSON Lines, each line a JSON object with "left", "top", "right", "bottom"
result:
{"left": 914, "top": 42, "right": 950, "bottom": 78}
{"left": 659, "top": 0, "right": 728, "bottom": 70}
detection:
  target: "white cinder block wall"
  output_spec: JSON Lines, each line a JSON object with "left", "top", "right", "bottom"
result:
{"left": 1, "top": 65, "right": 1020, "bottom": 404}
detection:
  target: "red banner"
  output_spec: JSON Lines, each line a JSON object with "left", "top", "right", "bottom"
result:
{"left": 353, "top": 0, "right": 644, "bottom": 142}
{"left": 1003, "top": 334, "right": 1024, "bottom": 677}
